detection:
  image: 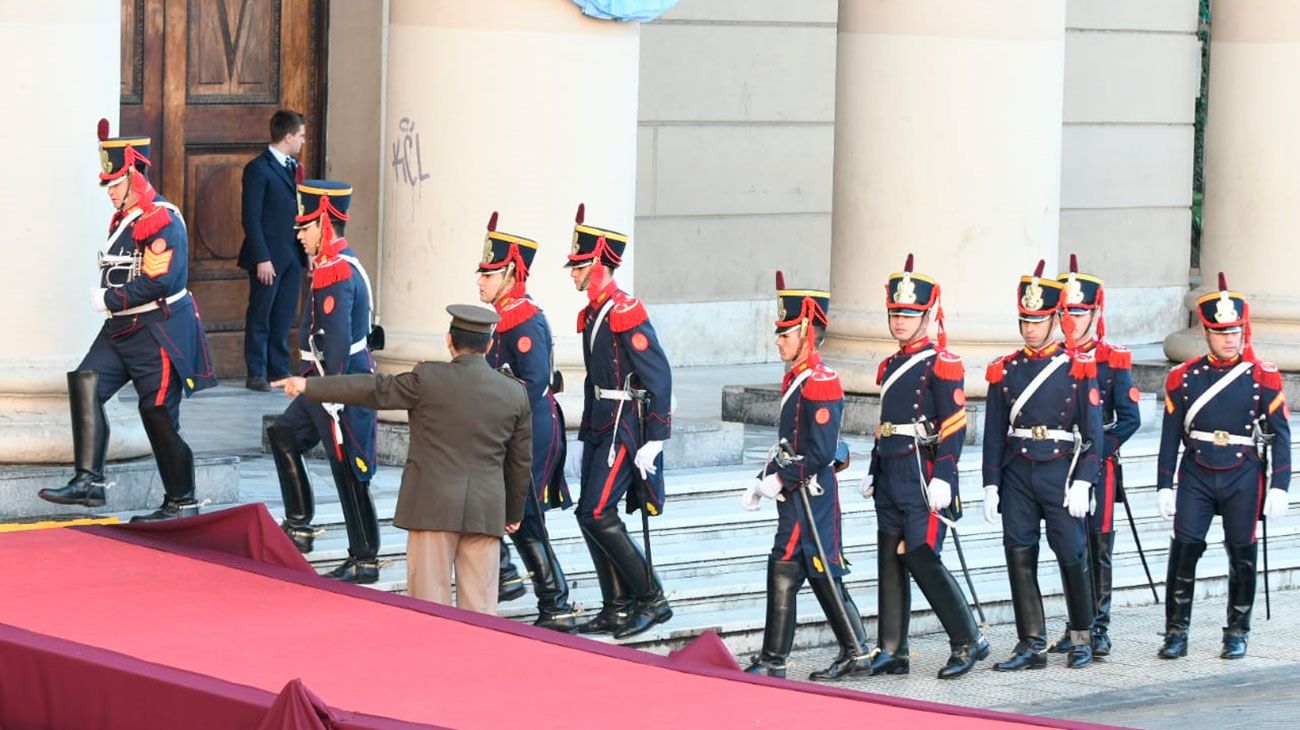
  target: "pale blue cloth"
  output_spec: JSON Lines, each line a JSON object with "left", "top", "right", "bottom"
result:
{"left": 569, "top": 0, "right": 678, "bottom": 22}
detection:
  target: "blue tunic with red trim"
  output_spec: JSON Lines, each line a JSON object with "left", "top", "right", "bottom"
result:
{"left": 488, "top": 293, "right": 571, "bottom": 511}
{"left": 296, "top": 242, "right": 377, "bottom": 481}
{"left": 578, "top": 284, "right": 673, "bottom": 515}
{"left": 765, "top": 354, "right": 848, "bottom": 577}
{"left": 1083, "top": 340, "right": 1141, "bottom": 530}
{"left": 100, "top": 196, "right": 217, "bottom": 394}
{"left": 869, "top": 338, "right": 967, "bottom": 487}
{"left": 1157, "top": 355, "right": 1290, "bottom": 491}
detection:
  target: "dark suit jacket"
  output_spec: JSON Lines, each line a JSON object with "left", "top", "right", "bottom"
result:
{"left": 238, "top": 148, "right": 304, "bottom": 272}
{"left": 306, "top": 355, "right": 533, "bottom": 535}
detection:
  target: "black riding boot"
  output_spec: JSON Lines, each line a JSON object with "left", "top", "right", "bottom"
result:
{"left": 1089, "top": 530, "right": 1116, "bottom": 655}
{"left": 1158, "top": 538, "right": 1205, "bottom": 659}
{"left": 807, "top": 573, "right": 870, "bottom": 681}
{"left": 267, "top": 424, "right": 317, "bottom": 553}
{"left": 582, "top": 511, "right": 671, "bottom": 639}
{"left": 1059, "top": 555, "right": 1096, "bottom": 668}
{"left": 131, "top": 406, "right": 200, "bottom": 522}
{"left": 1222, "top": 542, "right": 1257, "bottom": 660}
{"left": 512, "top": 523, "right": 577, "bottom": 633}
{"left": 745, "top": 559, "right": 802, "bottom": 678}
{"left": 902, "top": 544, "right": 989, "bottom": 679}
{"left": 868, "top": 531, "right": 911, "bottom": 676}
{"left": 993, "top": 544, "right": 1048, "bottom": 671}
{"left": 39, "top": 371, "right": 111, "bottom": 508}
{"left": 576, "top": 522, "right": 634, "bottom": 635}
{"left": 323, "top": 459, "right": 379, "bottom": 584}
{"left": 499, "top": 541, "right": 528, "bottom": 602}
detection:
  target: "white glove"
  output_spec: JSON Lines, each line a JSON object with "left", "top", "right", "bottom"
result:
{"left": 756, "top": 472, "right": 784, "bottom": 499}
{"left": 1156, "top": 488, "right": 1177, "bottom": 520}
{"left": 565, "top": 442, "right": 585, "bottom": 481}
{"left": 859, "top": 473, "right": 875, "bottom": 500}
{"left": 741, "top": 482, "right": 763, "bottom": 511}
{"left": 1064, "top": 480, "right": 1090, "bottom": 519}
{"left": 90, "top": 287, "right": 108, "bottom": 313}
{"left": 983, "top": 485, "right": 1000, "bottom": 524}
{"left": 926, "top": 478, "right": 952, "bottom": 511}
{"left": 1263, "top": 488, "right": 1290, "bottom": 520}
{"left": 634, "top": 440, "right": 665, "bottom": 479}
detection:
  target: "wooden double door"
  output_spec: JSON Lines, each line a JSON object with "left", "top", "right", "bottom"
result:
{"left": 120, "top": 0, "right": 326, "bottom": 377}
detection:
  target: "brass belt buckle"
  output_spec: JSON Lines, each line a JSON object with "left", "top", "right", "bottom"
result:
{"left": 879, "top": 421, "right": 894, "bottom": 438}
{"left": 1031, "top": 425, "right": 1048, "bottom": 441}
{"left": 1213, "top": 429, "right": 1230, "bottom": 446}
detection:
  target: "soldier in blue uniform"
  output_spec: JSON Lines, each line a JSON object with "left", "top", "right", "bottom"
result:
{"left": 1156, "top": 273, "right": 1290, "bottom": 660}
{"left": 983, "top": 260, "right": 1103, "bottom": 670}
{"left": 859, "top": 255, "right": 988, "bottom": 679}
{"left": 565, "top": 204, "right": 673, "bottom": 640}
{"left": 743, "top": 275, "right": 870, "bottom": 682}
{"left": 476, "top": 211, "right": 578, "bottom": 631}
{"left": 1047, "top": 255, "right": 1141, "bottom": 657}
{"left": 268, "top": 180, "right": 380, "bottom": 583}
{"left": 39, "top": 120, "right": 217, "bottom": 521}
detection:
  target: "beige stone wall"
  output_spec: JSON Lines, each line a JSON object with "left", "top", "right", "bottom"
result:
{"left": 324, "top": 0, "right": 386, "bottom": 291}
{"left": 1060, "top": 0, "right": 1199, "bottom": 343}
{"left": 633, "top": 0, "right": 1200, "bottom": 368}
{"left": 633, "top": 0, "right": 838, "bottom": 365}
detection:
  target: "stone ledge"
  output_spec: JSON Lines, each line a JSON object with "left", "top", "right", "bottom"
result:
{"left": 259, "top": 415, "right": 745, "bottom": 470}
{"left": 0, "top": 456, "right": 240, "bottom": 520}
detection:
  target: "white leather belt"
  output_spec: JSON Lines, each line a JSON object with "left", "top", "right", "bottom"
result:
{"left": 299, "top": 337, "right": 368, "bottom": 362}
{"left": 1188, "top": 429, "right": 1254, "bottom": 447}
{"left": 876, "top": 421, "right": 926, "bottom": 438}
{"left": 1009, "top": 426, "right": 1073, "bottom": 442}
{"left": 594, "top": 386, "right": 635, "bottom": 401}
{"left": 109, "top": 289, "right": 188, "bottom": 318}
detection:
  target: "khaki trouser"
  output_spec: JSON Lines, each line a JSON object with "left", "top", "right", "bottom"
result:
{"left": 406, "top": 530, "right": 500, "bottom": 614}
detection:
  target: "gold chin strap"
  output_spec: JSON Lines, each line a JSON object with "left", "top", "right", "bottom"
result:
{"left": 492, "top": 264, "right": 515, "bottom": 304}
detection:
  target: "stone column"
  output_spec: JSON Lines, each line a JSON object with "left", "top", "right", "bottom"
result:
{"left": 1165, "top": 0, "right": 1300, "bottom": 367}
{"left": 376, "top": 0, "right": 640, "bottom": 377}
{"left": 0, "top": 2, "right": 148, "bottom": 462}
{"left": 822, "top": 0, "right": 1067, "bottom": 395}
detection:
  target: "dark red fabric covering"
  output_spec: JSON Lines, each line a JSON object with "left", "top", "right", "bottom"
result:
{"left": 114, "top": 503, "right": 313, "bottom": 574}
{"left": 667, "top": 630, "right": 742, "bottom": 671}
{"left": 0, "top": 507, "right": 1129, "bottom": 730}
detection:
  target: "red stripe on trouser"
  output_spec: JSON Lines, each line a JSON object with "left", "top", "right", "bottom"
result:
{"left": 782, "top": 523, "right": 802, "bottom": 561}
{"left": 1102, "top": 459, "right": 1115, "bottom": 533}
{"left": 155, "top": 348, "right": 172, "bottom": 407}
{"left": 1252, "top": 471, "right": 1264, "bottom": 543}
{"left": 925, "top": 512, "right": 939, "bottom": 548}
{"left": 593, "top": 445, "right": 626, "bottom": 519}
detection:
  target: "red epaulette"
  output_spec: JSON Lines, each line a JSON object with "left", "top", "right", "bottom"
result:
{"left": 1069, "top": 350, "right": 1098, "bottom": 380}
{"left": 311, "top": 258, "right": 353, "bottom": 289}
{"left": 985, "top": 352, "right": 1015, "bottom": 384}
{"left": 932, "top": 348, "right": 964, "bottom": 382}
{"left": 802, "top": 365, "right": 843, "bottom": 401}
{"left": 131, "top": 205, "right": 172, "bottom": 240}
{"left": 497, "top": 298, "right": 539, "bottom": 333}
{"left": 1095, "top": 340, "right": 1131, "bottom": 370}
{"left": 1253, "top": 360, "right": 1283, "bottom": 391}
{"left": 875, "top": 356, "right": 891, "bottom": 386}
{"left": 1165, "top": 357, "right": 1198, "bottom": 393}
{"left": 608, "top": 294, "right": 649, "bottom": 333}
{"left": 576, "top": 308, "right": 588, "bottom": 334}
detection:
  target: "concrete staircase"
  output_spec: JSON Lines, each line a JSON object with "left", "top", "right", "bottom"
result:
{"left": 278, "top": 405, "right": 1300, "bottom": 658}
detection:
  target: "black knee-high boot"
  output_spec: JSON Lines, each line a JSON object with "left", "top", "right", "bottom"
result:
{"left": 582, "top": 511, "right": 671, "bottom": 639}
{"left": 993, "top": 544, "right": 1047, "bottom": 671}
{"left": 39, "top": 371, "right": 112, "bottom": 508}
{"left": 575, "top": 521, "right": 634, "bottom": 635}
{"left": 511, "top": 521, "right": 577, "bottom": 632}
{"left": 746, "top": 559, "right": 803, "bottom": 678}
{"left": 267, "top": 424, "right": 317, "bottom": 553}
{"left": 1158, "top": 538, "right": 1206, "bottom": 659}
{"left": 807, "top": 573, "right": 870, "bottom": 681}
{"left": 903, "top": 544, "right": 989, "bottom": 678}
{"left": 1059, "top": 555, "right": 1095, "bottom": 668}
{"left": 868, "top": 531, "right": 911, "bottom": 675}
{"left": 323, "top": 458, "right": 379, "bottom": 584}
{"left": 1222, "top": 542, "right": 1256, "bottom": 659}
{"left": 498, "top": 541, "right": 527, "bottom": 602}
{"left": 131, "top": 406, "right": 199, "bottom": 522}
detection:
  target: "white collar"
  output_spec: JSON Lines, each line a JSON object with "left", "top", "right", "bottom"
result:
{"left": 268, "top": 145, "right": 291, "bottom": 167}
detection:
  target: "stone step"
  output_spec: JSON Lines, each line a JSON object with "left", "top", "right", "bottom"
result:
{"left": 0, "top": 455, "right": 240, "bottom": 520}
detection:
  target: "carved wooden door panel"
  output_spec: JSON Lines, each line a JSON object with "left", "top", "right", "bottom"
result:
{"left": 121, "top": 0, "right": 324, "bottom": 377}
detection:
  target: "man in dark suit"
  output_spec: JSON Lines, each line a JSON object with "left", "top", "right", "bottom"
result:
{"left": 274, "top": 305, "right": 532, "bottom": 614}
{"left": 240, "top": 109, "right": 307, "bottom": 391}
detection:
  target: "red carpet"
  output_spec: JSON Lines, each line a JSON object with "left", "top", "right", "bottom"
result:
{"left": 0, "top": 506, "right": 1122, "bottom": 730}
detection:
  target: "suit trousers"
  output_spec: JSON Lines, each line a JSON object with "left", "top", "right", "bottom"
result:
{"left": 406, "top": 530, "right": 500, "bottom": 614}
